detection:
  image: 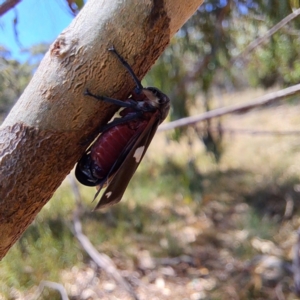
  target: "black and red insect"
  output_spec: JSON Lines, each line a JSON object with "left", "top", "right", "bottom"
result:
{"left": 75, "top": 47, "right": 170, "bottom": 210}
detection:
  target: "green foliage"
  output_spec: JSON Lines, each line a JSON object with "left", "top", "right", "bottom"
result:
{"left": 145, "top": 0, "right": 300, "bottom": 160}
{"left": 67, "top": 0, "right": 86, "bottom": 15}
{"left": 0, "top": 186, "right": 78, "bottom": 298}
{"left": 0, "top": 48, "right": 29, "bottom": 121}
{"left": 0, "top": 44, "right": 48, "bottom": 122}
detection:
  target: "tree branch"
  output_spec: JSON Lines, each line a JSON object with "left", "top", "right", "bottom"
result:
{"left": 194, "top": 127, "right": 300, "bottom": 136}
{"left": 0, "top": 0, "right": 204, "bottom": 259}
{"left": 158, "top": 83, "right": 300, "bottom": 132}
{"left": 232, "top": 8, "right": 300, "bottom": 65}
{"left": 0, "top": 0, "right": 21, "bottom": 16}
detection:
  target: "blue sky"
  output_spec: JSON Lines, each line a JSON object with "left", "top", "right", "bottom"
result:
{"left": 0, "top": 0, "right": 75, "bottom": 61}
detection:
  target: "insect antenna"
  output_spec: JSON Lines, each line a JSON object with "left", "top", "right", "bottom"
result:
{"left": 108, "top": 46, "right": 143, "bottom": 93}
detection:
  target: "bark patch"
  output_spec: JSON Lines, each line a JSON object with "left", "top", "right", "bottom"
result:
{"left": 0, "top": 123, "right": 82, "bottom": 259}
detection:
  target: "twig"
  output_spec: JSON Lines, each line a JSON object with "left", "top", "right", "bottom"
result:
{"left": 72, "top": 208, "right": 140, "bottom": 300}
{"left": 200, "top": 127, "right": 300, "bottom": 136}
{"left": 283, "top": 193, "right": 294, "bottom": 220}
{"left": 158, "top": 84, "right": 300, "bottom": 132}
{"left": 232, "top": 8, "right": 300, "bottom": 65}
{"left": 180, "top": 9, "right": 300, "bottom": 90}
{"left": 32, "top": 280, "right": 69, "bottom": 300}
{"left": 156, "top": 255, "right": 194, "bottom": 266}
{"left": 68, "top": 176, "right": 140, "bottom": 300}
{"left": 0, "top": 0, "right": 21, "bottom": 16}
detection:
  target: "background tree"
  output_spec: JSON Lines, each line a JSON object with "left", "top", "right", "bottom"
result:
{"left": 145, "top": 0, "right": 300, "bottom": 159}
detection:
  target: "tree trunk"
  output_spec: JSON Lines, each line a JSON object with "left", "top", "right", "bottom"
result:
{"left": 0, "top": 0, "right": 204, "bottom": 259}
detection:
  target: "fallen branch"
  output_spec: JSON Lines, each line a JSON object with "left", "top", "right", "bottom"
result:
{"left": 31, "top": 281, "right": 69, "bottom": 300}
{"left": 68, "top": 176, "right": 140, "bottom": 300}
{"left": 159, "top": 84, "right": 300, "bottom": 132}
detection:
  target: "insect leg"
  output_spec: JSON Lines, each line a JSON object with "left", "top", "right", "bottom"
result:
{"left": 108, "top": 46, "right": 144, "bottom": 93}
{"left": 84, "top": 89, "right": 137, "bottom": 108}
{"left": 100, "top": 111, "right": 143, "bottom": 132}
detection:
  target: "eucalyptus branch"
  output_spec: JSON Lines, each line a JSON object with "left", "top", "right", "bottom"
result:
{"left": 159, "top": 84, "right": 300, "bottom": 132}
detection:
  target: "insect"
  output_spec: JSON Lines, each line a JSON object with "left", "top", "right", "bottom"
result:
{"left": 75, "top": 46, "right": 170, "bottom": 210}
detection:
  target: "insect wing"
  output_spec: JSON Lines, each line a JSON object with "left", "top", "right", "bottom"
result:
{"left": 94, "top": 112, "right": 160, "bottom": 210}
